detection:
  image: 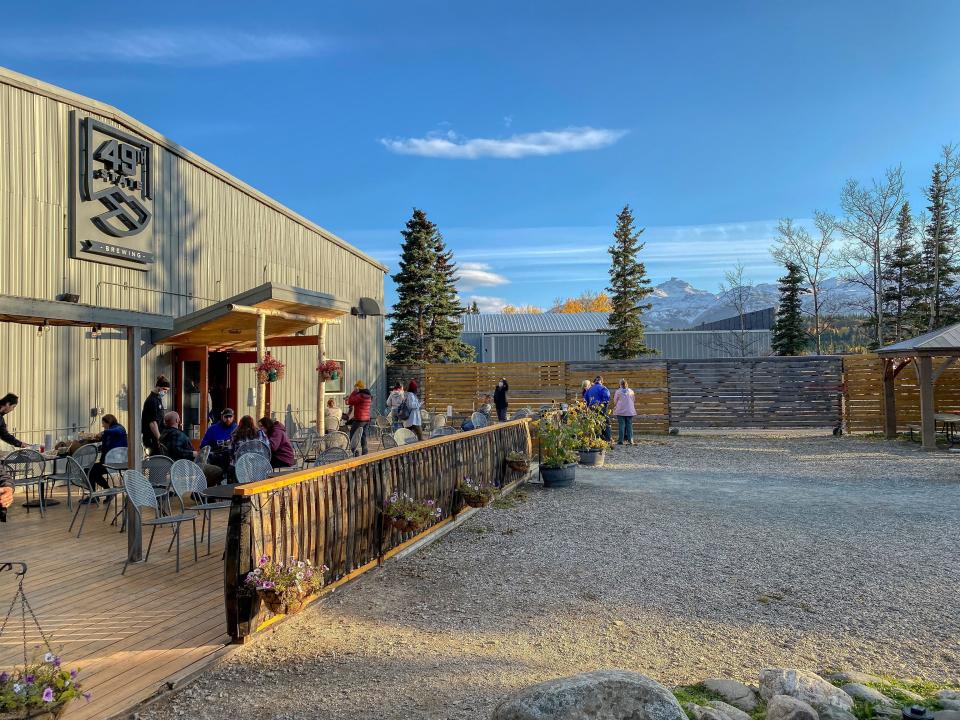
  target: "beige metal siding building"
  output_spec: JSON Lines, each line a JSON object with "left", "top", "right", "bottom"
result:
{"left": 0, "top": 66, "right": 386, "bottom": 444}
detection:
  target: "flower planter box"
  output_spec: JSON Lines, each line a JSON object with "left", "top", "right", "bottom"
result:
{"left": 384, "top": 516, "right": 425, "bottom": 533}
{"left": 577, "top": 449, "right": 605, "bottom": 466}
{"left": 506, "top": 458, "right": 530, "bottom": 473}
{"left": 540, "top": 462, "right": 576, "bottom": 487}
{"left": 462, "top": 495, "right": 493, "bottom": 508}
{"left": 258, "top": 589, "right": 306, "bottom": 616}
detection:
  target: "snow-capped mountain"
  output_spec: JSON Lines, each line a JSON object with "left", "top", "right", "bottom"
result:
{"left": 644, "top": 276, "right": 870, "bottom": 330}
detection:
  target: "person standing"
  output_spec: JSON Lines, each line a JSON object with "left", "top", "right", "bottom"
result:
{"left": 612, "top": 379, "right": 637, "bottom": 446}
{"left": 385, "top": 383, "right": 405, "bottom": 429}
{"left": 346, "top": 381, "right": 373, "bottom": 455}
{"left": 401, "top": 380, "right": 424, "bottom": 441}
{"left": 493, "top": 378, "right": 509, "bottom": 422}
{"left": 580, "top": 380, "right": 592, "bottom": 402}
{"left": 0, "top": 394, "right": 27, "bottom": 449}
{"left": 584, "top": 375, "right": 612, "bottom": 443}
{"left": 141, "top": 376, "right": 171, "bottom": 455}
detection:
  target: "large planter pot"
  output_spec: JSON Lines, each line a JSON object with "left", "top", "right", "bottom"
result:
{"left": 258, "top": 589, "right": 305, "bottom": 615}
{"left": 540, "top": 462, "right": 576, "bottom": 487}
{"left": 577, "top": 449, "right": 606, "bottom": 466}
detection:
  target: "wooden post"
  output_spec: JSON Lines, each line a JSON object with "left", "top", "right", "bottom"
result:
{"left": 255, "top": 312, "right": 266, "bottom": 419}
{"left": 317, "top": 323, "right": 327, "bottom": 435}
{"left": 918, "top": 355, "right": 936, "bottom": 450}
{"left": 126, "top": 326, "right": 143, "bottom": 563}
{"left": 882, "top": 359, "right": 897, "bottom": 440}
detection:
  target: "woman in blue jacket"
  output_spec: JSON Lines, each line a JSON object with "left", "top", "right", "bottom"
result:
{"left": 89, "top": 414, "right": 127, "bottom": 490}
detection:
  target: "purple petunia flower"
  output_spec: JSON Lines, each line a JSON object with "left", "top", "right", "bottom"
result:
{"left": 53, "top": 656, "right": 61, "bottom": 668}
{"left": 83, "top": 692, "right": 92, "bottom": 702}
{"left": 70, "top": 670, "right": 78, "bottom": 679}
{"left": 259, "top": 555, "right": 269, "bottom": 566}
{"left": 42, "top": 687, "right": 54, "bottom": 702}
{"left": 0, "top": 671, "right": 8, "bottom": 682}
{"left": 25, "top": 674, "right": 35, "bottom": 684}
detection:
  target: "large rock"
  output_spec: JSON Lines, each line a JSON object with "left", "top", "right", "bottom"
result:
{"left": 491, "top": 670, "right": 687, "bottom": 720}
{"left": 827, "top": 672, "right": 883, "bottom": 686}
{"left": 708, "top": 700, "right": 753, "bottom": 720}
{"left": 687, "top": 703, "right": 730, "bottom": 720}
{"left": 704, "top": 679, "right": 760, "bottom": 712}
{"left": 938, "top": 692, "right": 960, "bottom": 710}
{"left": 760, "top": 669, "right": 854, "bottom": 711}
{"left": 842, "top": 684, "right": 894, "bottom": 706}
{"left": 818, "top": 707, "right": 857, "bottom": 720}
{"left": 767, "top": 695, "right": 820, "bottom": 720}
{"left": 933, "top": 711, "right": 960, "bottom": 720}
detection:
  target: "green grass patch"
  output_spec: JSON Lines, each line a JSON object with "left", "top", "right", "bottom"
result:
{"left": 865, "top": 676, "right": 956, "bottom": 709}
{"left": 672, "top": 685, "right": 724, "bottom": 719}
{"left": 850, "top": 700, "right": 876, "bottom": 720}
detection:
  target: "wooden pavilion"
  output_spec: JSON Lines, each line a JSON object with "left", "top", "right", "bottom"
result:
{"left": 876, "top": 322, "right": 960, "bottom": 449}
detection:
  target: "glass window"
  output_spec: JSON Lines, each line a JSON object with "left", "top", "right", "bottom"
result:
{"left": 324, "top": 360, "right": 346, "bottom": 395}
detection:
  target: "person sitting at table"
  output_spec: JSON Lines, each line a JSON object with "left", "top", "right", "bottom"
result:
{"left": 324, "top": 398, "right": 342, "bottom": 433}
{"left": 88, "top": 414, "right": 127, "bottom": 491}
{"left": 258, "top": 416, "right": 295, "bottom": 469}
{"left": 0, "top": 393, "right": 27, "bottom": 449}
{"left": 158, "top": 411, "right": 195, "bottom": 461}
{"left": 200, "top": 408, "right": 237, "bottom": 472}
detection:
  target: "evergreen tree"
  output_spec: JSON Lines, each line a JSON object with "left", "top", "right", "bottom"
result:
{"left": 771, "top": 262, "right": 807, "bottom": 355}
{"left": 921, "top": 163, "right": 960, "bottom": 329}
{"left": 600, "top": 205, "right": 655, "bottom": 359}
{"left": 468, "top": 301, "right": 480, "bottom": 314}
{"left": 882, "top": 202, "right": 924, "bottom": 341}
{"left": 387, "top": 209, "right": 438, "bottom": 365}
{"left": 428, "top": 232, "right": 475, "bottom": 362}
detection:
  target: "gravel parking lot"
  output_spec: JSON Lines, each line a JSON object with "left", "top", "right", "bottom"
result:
{"left": 143, "top": 433, "right": 960, "bottom": 720}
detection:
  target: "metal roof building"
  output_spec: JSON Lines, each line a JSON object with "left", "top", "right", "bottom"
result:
{"left": 460, "top": 313, "right": 771, "bottom": 361}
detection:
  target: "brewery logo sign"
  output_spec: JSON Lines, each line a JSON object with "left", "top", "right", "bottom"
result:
{"left": 71, "top": 113, "right": 155, "bottom": 270}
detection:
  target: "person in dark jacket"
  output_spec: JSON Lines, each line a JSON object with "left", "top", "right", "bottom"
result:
{"left": 141, "top": 376, "right": 171, "bottom": 454}
{"left": 158, "top": 411, "right": 195, "bottom": 461}
{"left": 200, "top": 408, "right": 237, "bottom": 473}
{"left": 258, "top": 417, "right": 295, "bottom": 468}
{"left": 0, "top": 393, "right": 27, "bottom": 449}
{"left": 88, "top": 414, "right": 128, "bottom": 490}
{"left": 493, "top": 378, "right": 509, "bottom": 422}
{"left": 584, "top": 375, "right": 612, "bottom": 442}
{"left": 346, "top": 381, "right": 373, "bottom": 455}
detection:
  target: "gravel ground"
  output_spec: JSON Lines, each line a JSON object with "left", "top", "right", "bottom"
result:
{"left": 142, "top": 433, "right": 960, "bottom": 720}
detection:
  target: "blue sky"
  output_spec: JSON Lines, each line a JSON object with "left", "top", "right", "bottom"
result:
{"left": 3, "top": 1, "right": 959, "bottom": 310}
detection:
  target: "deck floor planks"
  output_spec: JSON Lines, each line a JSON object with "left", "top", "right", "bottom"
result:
{"left": 0, "top": 486, "right": 229, "bottom": 719}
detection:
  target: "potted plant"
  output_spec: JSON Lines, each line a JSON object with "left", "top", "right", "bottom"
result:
{"left": 382, "top": 491, "right": 442, "bottom": 532}
{"left": 505, "top": 450, "right": 531, "bottom": 473}
{"left": 316, "top": 359, "right": 341, "bottom": 382}
{"left": 244, "top": 556, "right": 328, "bottom": 615}
{"left": 536, "top": 418, "right": 579, "bottom": 487}
{"left": 0, "top": 653, "right": 88, "bottom": 719}
{"left": 254, "top": 353, "right": 285, "bottom": 384}
{"left": 457, "top": 477, "right": 496, "bottom": 508}
{"left": 568, "top": 401, "right": 609, "bottom": 466}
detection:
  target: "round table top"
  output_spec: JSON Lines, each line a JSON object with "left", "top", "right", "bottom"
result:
{"left": 203, "top": 484, "right": 240, "bottom": 500}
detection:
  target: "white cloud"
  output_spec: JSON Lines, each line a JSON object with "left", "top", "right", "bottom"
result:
{"left": 1, "top": 30, "right": 325, "bottom": 65}
{"left": 379, "top": 127, "right": 627, "bottom": 159}
{"left": 456, "top": 262, "right": 509, "bottom": 290}
{"left": 466, "top": 295, "right": 509, "bottom": 313}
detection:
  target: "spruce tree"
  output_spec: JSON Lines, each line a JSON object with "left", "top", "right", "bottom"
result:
{"left": 882, "top": 202, "right": 924, "bottom": 341}
{"left": 468, "top": 301, "right": 480, "bottom": 314}
{"left": 921, "top": 163, "right": 960, "bottom": 329}
{"left": 771, "top": 262, "right": 807, "bottom": 356}
{"left": 600, "top": 205, "right": 655, "bottom": 359}
{"left": 428, "top": 233, "right": 475, "bottom": 362}
{"left": 387, "top": 209, "right": 438, "bottom": 365}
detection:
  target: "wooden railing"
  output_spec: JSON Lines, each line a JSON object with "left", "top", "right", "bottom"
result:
{"left": 223, "top": 419, "right": 532, "bottom": 641}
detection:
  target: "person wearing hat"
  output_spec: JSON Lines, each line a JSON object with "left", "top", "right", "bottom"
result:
{"left": 141, "top": 375, "right": 171, "bottom": 455}
{"left": 346, "top": 380, "right": 373, "bottom": 455}
{"left": 200, "top": 408, "right": 238, "bottom": 474}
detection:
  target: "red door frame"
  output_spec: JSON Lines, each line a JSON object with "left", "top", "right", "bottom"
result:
{"left": 227, "top": 351, "right": 271, "bottom": 419}
{"left": 173, "top": 347, "right": 209, "bottom": 449}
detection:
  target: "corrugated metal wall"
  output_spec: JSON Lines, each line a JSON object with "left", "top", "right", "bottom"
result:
{"left": 0, "top": 71, "right": 385, "bottom": 442}
{"left": 462, "top": 331, "right": 772, "bottom": 362}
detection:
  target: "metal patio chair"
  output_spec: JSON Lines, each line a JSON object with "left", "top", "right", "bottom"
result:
{"left": 431, "top": 426, "right": 457, "bottom": 438}
{"left": 143, "top": 455, "right": 174, "bottom": 513}
{"left": 195, "top": 444, "right": 211, "bottom": 467}
{"left": 469, "top": 411, "right": 489, "bottom": 429}
{"left": 235, "top": 453, "right": 272, "bottom": 484}
{"left": 433, "top": 413, "right": 447, "bottom": 429}
{"left": 65, "top": 456, "right": 125, "bottom": 539}
{"left": 510, "top": 408, "right": 532, "bottom": 420}
{"left": 46, "top": 443, "right": 98, "bottom": 510}
{"left": 322, "top": 431, "right": 350, "bottom": 452}
{"left": 393, "top": 428, "right": 418, "bottom": 445}
{"left": 121, "top": 470, "right": 198, "bottom": 575}
{"left": 169, "top": 460, "right": 231, "bottom": 555}
{"left": 380, "top": 433, "right": 398, "bottom": 450}
{"left": 315, "top": 448, "right": 351, "bottom": 465}
{"left": 3, "top": 449, "right": 47, "bottom": 516}
{"left": 235, "top": 439, "right": 271, "bottom": 461}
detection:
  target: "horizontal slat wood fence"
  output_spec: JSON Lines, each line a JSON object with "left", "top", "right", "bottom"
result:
{"left": 565, "top": 360, "right": 670, "bottom": 433}
{"left": 223, "top": 419, "right": 532, "bottom": 641}
{"left": 424, "top": 362, "right": 567, "bottom": 413}
{"left": 843, "top": 353, "right": 960, "bottom": 431}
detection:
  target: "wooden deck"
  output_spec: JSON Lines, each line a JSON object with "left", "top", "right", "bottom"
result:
{"left": 0, "top": 486, "right": 229, "bottom": 720}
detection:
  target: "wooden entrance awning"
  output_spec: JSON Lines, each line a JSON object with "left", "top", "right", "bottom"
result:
{"left": 152, "top": 283, "right": 349, "bottom": 350}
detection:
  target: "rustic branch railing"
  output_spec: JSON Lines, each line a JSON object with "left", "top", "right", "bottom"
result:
{"left": 223, "top": 418, "right": 532, "bottom": 641}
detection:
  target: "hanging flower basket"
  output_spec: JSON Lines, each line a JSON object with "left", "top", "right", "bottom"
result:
{"left": 316, "top": 360, "right": 341, "bottom": 382}
{"left": 255, "top": 354, "right": 285, "bottom": 385}
{"left": 244, "top": 556, "right": 328, "bottom": 616}
{"left": 257, "top": 589, "right": 306, "bottom": 616}
{"left": 457, "top": 477, "right": 496, "bottom": 508}
{"left": 382, "top": 491, "right": 442, "bottom": 533}
{"left": 506, "top": 451, "right": 531, "bottom": 473}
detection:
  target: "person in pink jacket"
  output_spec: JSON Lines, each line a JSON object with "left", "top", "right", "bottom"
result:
{"left": 612, "top": 378, "right": 637, "bottom": 446}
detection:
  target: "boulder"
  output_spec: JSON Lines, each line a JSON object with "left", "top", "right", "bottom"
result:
{"left": 760, "top": 669, "right": 854, "bottom": 711}
{"left": 708, "top": 700, "right": 753, "bottom": 720}
{"left": 817, "top": 706, "right": 857, "bottom": 720}
{"left": 491, "top": 670, "right": 687, "bottom": 720}
{"left": 687, "top": 703, "right": 731, "bottom": 720}
{"left": 933, "top": 711, "right": 960, "bottom": 720}
{"left": 842, "top": 684, "right": 894, "bottom": 706}
{"left": 827, "top": 672, "right": 883, "bottom": 686}
{"left": 704, "top": 679, "right": 760, "bottom": 712}
{"left": 940, "top": 701, "right": 960, "bottom": 712}
{"left": 939, "top": 692, "right": 960, "bottom": 702}
{"left": 767, "top": 695, "right": 820, "bottom": 720}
